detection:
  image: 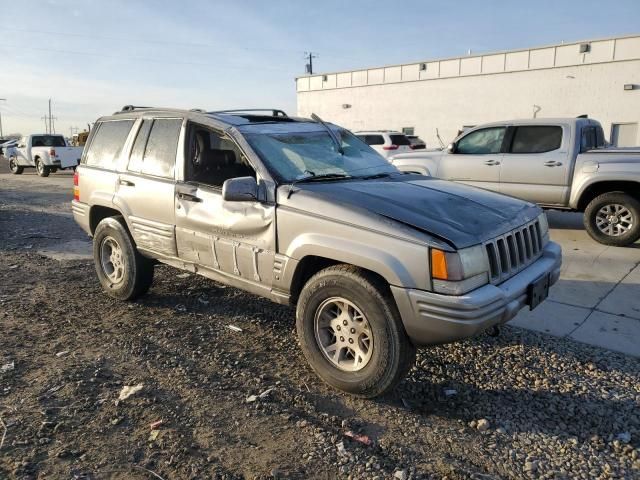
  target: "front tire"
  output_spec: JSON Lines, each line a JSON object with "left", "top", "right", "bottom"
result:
{"left": 9, "top": 158, "right": 23, "bottom": 174}
{"left": 93, "top": 216, "right": 154, "bottom": 300}
{"left": 296, "top": 265, "right": 416, "bottom": 397}
{"left": 35, "top": 158, "right": 50, "bottom": 177}
{"left": 584, "top": 192, "right": 640, "bottom": 246}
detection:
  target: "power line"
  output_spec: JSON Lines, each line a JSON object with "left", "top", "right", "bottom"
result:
{"left": 0, "top": 43, "right": 294, "bottom": 72}
{"left": 2, "top": 26, "right": 306, "bottom": 55}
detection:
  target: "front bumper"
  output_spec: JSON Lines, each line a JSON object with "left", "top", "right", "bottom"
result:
{"left": 392, "top": 241, "right": 562, "bottom": 346}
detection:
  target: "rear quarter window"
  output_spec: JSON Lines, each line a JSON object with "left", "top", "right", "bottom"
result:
{"left": 84, "top": 120, "right": 135, "bottom": 169}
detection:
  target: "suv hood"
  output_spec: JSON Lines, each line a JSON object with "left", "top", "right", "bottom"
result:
{"left": 286, "top": 175, "right": 540, "bottom": 249}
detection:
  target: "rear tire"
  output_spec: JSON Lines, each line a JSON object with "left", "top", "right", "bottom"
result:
{"left": 93, "top": 216, "right": 154, "bottom": 300}
{"left": 296, "top": 265, "right": 416, "bottom": 397}
{"left": 35, "top": 158, "right": 50, "bottom": 177}
{"left": 584, "top": 192, "right": 640, "bottom": 246}
{"left": 9, "top": 158, "right": 23, "bottom": 175}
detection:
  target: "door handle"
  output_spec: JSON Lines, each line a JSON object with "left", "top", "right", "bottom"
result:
{"left": 177, "top": 192, "right": 202, "bottom": 202}
{"left": 544, "top": 161, "right": 563, "bottom": 167}
{"left": 484, "top": 159, "right": 500, "bottom": 166}
{"left": 119, "top": 179, "right": 135, "bottom": 187}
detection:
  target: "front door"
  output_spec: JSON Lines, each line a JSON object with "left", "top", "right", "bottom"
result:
{"left": 437, "top": 126, "right": 505, "bottom": 192}
{"left": 174, "top": 122, "right": 276, "bottom": 290}
{"left": 13, "top": 136, "right": 31, "bottom": 166}
{"left": 499, "top": 125, "right": 569, "bottom": 205}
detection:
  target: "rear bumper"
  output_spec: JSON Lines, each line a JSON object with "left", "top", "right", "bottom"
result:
{"left": 71, "top": 200, "right": 92, "bottom": 236}
{"left": 392, "top": 241, "right": 562, "bottom": 346}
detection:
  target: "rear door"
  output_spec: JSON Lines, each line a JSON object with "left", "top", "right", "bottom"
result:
{"left": 115, "top": 117, "right": 183, "bottom": 257}
{"left": 437, "top": 126, "right": 505, "bottom": 192}
{"left": 499, "top": 125, "right": 569, "bottom": 205}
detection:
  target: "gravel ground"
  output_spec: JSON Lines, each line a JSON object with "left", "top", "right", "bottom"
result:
{"left": 0, "top": 169, "right": 639, "bottom": 479}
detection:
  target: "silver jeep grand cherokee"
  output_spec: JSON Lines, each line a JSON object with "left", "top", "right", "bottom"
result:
{"left": 72, "top": 107, "right": 562, "bottom": 397}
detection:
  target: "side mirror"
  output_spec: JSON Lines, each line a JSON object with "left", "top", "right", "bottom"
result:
{"left": 446, "top": 142, "right": 456, "bottom": 154}
{"left": 222, "top": 176, "right": 258, "bottom": 202}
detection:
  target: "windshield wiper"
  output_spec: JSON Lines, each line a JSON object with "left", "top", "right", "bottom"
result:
{"left": 287, "top": 172, "right": 352, "bottom": 198}
{"left": 311, "top": 113, "right": 344, "bottom": 156}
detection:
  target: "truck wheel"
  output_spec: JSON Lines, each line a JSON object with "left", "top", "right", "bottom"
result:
{"left": 35, "top": 158, "right": 50, "bottom": 177}
{"left": 93, "top": 216, "right": 154, "bottom": 300}
{"left": 584, "top": 192, "right": 640, "bottom": 246}
{"left": 9, "top": 158, "right": 23, "bottom": 174}
{"left": 296, "top": 265, "right": 416, "bottom": 397}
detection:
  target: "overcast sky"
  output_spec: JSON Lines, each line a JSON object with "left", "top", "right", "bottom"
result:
{"left": 1, "top": 0, "right": 639, "bottom": 136}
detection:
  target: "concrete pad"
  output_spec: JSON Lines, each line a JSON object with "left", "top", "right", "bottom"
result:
{"left": 548, "top": 228, "right": 640, "bottom": 308}
{"left": 510, "top": 300, "right": 591, "bottom": 337}
{"left": 570, "top": 311, "right": 640, "bottom": 358}
{"left": 38, "top": 240, "right": 92, "bottom": 261}
{"left": 597, "top": 264, "right": 640, "bottom": 320}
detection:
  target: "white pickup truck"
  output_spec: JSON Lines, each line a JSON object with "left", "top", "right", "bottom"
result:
{"left": 7, "top": 134, "right": 83, "bottom": 177}
{"left": 391, "top": 117, "right": 640, "bottom": 246}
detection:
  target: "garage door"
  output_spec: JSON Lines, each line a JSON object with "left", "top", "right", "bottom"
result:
{"left": 611, "top": 123, "right": 638, "bottom": 147}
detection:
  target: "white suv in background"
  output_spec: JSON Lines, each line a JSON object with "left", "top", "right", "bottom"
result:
{"left": 355, "top": 131, "right": 412, "bottom": 158}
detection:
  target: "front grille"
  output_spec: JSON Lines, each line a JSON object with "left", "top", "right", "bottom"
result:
{"left": 485, "top": 219, "right": 543, "bottom": 284}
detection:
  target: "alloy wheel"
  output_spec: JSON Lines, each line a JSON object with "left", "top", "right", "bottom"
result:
{"left": 314, "top": 297, "right": 374, "bottom": 372}
{"left": 595, "top": 204, "right": 633, "bottom": 237}
{"left": 100, "top": 236, "right": 126, "bottom": 284}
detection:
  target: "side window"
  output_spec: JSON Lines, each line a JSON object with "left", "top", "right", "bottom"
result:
{"left": 140, "top": 119, "right": 182, "bottom": 178}
{"left": 127, "top": 119, "right": 153, "bottom": 173}
{"left": 456, "top": 127, "right": 506, "bottom": 154}
{"left": 511, "top": 126, "right": 562, "bottom": 154}
{"left": 126, "top": 118, "right": 181, "bottom": 178}
{"left": 84, "top": 120, "right": 135, "bottom": 168}
{"left": 185, "top": 125, "right": 255, "bottom": 188}
{"left": 367, "top": 135, "right": 384, "bottom": 146}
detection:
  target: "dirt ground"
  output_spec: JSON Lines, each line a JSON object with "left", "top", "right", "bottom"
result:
{"left": 1, "top": 165, "right": 639, "bottom": 480}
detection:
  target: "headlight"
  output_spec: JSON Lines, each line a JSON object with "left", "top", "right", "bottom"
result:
{"left": 537, "top": 212, "right": 549, "bottom": 244}
{"left": 430, "top": 245, "right": 489, "bottom": 295}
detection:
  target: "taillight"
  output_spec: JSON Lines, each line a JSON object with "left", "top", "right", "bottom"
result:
{"left": 382, "top": 145, "right": 399, "bottom": 151}
{"left": 73, "top": 170, "right": 79, "bottom": 201}
{"left": 50, "top": 148, "right": 56, "bottom": 157}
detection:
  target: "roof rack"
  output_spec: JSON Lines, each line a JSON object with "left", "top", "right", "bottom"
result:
{"left": 209, "top": 109, "right": 288, "bottom": 118}
{"left": 119, "top": 105, "right": 152, "bottom": 112}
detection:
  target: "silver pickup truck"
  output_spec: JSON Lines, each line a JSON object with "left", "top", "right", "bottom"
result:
{"left": 72, "top": 107, "right": 561, "bottom": 397}
{"left": 391, "top": 118, "right": 640, "bottom": 246}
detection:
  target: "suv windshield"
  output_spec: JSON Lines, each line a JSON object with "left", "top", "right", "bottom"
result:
{"left": 245, "top": 129, "right": 398, "bottom": 183}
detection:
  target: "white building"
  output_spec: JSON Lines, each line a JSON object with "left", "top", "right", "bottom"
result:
{"left": 296, "top": 34, "right": 640, "bottom": 148}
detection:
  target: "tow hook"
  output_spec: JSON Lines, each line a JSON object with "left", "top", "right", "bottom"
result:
{"left": 486, "top": 325, "right": 501, "bottom": 337}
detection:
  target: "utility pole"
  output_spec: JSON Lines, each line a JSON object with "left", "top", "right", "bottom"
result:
{"left": 304, "top": 52, "right": 317, "bottom": 75}
{"left": 42, "top": 99, "right": 57, "bottom": 134}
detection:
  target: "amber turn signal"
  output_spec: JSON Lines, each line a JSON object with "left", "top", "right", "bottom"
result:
{"left": 431, "top": 248, "right": 449, "bottom": 280}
